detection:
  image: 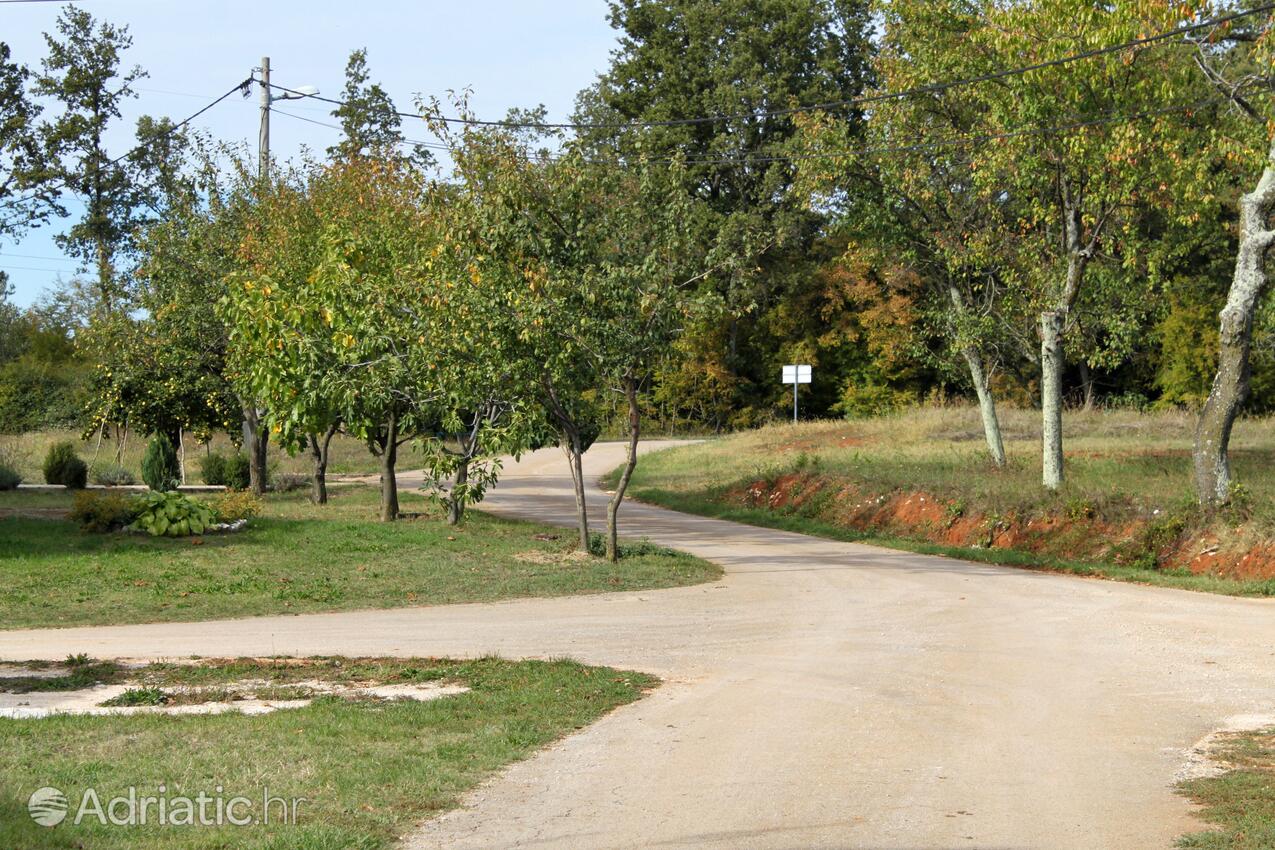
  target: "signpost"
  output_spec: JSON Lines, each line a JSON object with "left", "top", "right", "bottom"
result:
{"left": 782, "top": 364, "right": 812, "bottom": 423}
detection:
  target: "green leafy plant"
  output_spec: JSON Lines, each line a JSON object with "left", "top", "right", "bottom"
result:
{"left": 129, "top": 491, "right": 214, "bottom": 537}
{"left": 141, "top": 433, "right": 180, "bottom": 491}
{"left": 224, "top": 453, "right": 252, "bottom": 490}
{"left": 70, "top": 490, "right": 141, "bottom": 533}
{"left": 42, "top": 441, "right": 87, "bottom": 488}
{"left": 101, "top": 687, "right": 169, "bottom": 707}
{"left": 209, "top": 490, "right": 262, "bottom": 523}
{"left": 91, "top": 464, "right": 136, "bottom": 486}
{"left": 200, "top": 451, "right": 228, "bottom": 486}
{"left": 0, "top": 446, "right": 21, "bottom": 490}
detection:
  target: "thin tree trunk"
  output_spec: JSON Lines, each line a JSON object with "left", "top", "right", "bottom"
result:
{"left": 379, "top": 412, "right": 400, "bottom": 522}
{"left": 1041, "top": 311, "right": 1065, "bottom": 490}
{"left": 1194, "top": 139, "right": 1275, "bottom": 507}
{"left": 447, "top": 457, "right": 469, "bottom": 525}
{"left": 1078, "top": 360, "right": 1096, "bottom": 411}
{"left": 178, "top": 428, "right": 186, "bottom": 486}
{"left": 309, "top": 422, "right": 339, "bottom": 505}
{"left": 949, "top": 283, "right": 1005, "bottom": 467}
{"left": 242, "top": 405, "right": 269, "bottom": 496}
{"left": 960, "top": 346, "right": 1006, "bottom": 468}
{"left": 606, "top": 377, "right": 641, "bottom": 563}
{"left": 542, "top": 374, "right": 590, "bottom": 551}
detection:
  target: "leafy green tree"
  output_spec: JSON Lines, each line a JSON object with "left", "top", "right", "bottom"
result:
{"left": 34, "top": 6, "right": 150, "bottom": 312}
{"left": 575, "top": 0, "right": 874, "bottom": 424}
{"left": 86, "top": 144, "right": 246, "bottom": 464}
{"left": 1185, "top": 2, "right": 1275, "bottom": 506}
{"left": 0, "top": 40, "right": 56, "bottom": 238}
{"left": 329, "top": 48, "right": 432, "bottom": 168}
{"left": 950, "top": 0, "right": 1204, "bottom": 489}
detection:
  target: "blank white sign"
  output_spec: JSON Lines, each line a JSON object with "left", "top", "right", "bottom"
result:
{"left": 782, "top": 364, "right": 812, "bottom": 384}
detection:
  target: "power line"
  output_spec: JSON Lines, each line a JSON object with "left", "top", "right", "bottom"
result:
{"left": 266, "top": 4, "right": 1275, "bottom": 132}
{"left": 0, "top": 77, "right": 253, "bottom": 213}
{"left": 268, "top": 107, "right": 451, "bottom": 152}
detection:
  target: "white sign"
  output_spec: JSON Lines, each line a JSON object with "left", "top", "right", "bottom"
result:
{"left": 782, "top": 364, "right": 811, "bottom": 384}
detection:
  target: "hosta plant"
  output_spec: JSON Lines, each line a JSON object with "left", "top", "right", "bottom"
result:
{"left": 129, "top": 491, "right": 215, "bottom": 537}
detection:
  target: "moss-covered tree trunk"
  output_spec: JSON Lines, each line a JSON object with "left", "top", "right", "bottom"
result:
{"left": 1194, "top": 138, "right": 1275, "bottom": 507}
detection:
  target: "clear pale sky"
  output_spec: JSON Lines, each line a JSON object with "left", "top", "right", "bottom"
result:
{"left": 1, "top": 0, "right": 620, "bottom": 307}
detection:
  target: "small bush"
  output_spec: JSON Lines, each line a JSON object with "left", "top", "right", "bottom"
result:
{"left": 199, "top": 452, "right": 227, "bottom": 486}
{"left": 271, "top": 472, "right": 310, "bottom": 493}
{"left": 129, "top": 491, "right": 215, "bottom": 537}
{"left": 0, "top": 443, "right": 24, "bottom": 490}
{"left": 141, "top": 434, "right": 181, "bottom": 491}
{"left": 42, "top": 441, "right": 88, "bottom": 489}
{"left": 91, "top": 464, "right": 136, "bottom": 487}
{"left": 70, "top": 491, "right": 141, "bottom": 533}
{"left": 101, "top": 687, "right": 169, "bottom": 707}
{"left": 224, "top": 454, "right": 252, "bottom": 490}
{"left": 210, "top": 491, "right": 262, "bottom": 524}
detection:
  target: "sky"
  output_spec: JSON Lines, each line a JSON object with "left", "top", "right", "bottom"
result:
{"left": 1, "top": 0, "right": 621, "bottom": 307}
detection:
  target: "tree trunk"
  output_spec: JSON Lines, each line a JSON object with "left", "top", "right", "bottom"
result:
{"left": 178, "top": 428, "right": 186, "bottom": 485}
{"left": 949, "top": 283, "right": 1005, "bottom": 467}
{"left": 565, "top": 440, "right": 589, "bottom": 552}
{"left": 960, "top": 346, "right": 1006, "bottom": 468}
{"left": 1078, "top": 360, "right": 1096, "bottom": 411}
{"left": 1041, "top": 310, "right": 1065, "bottom": 490}
{"left": 242, "top": 405, "right": 269, "bottom": 496}
{"left": 308, "top": 423, "right": 338, "bottom": 505}
{"left": 542, "top": 373, "right": 590, "bottom": 552}
{"left": 379, "top": 412, "right": 400, "bottom": 522}
{"left": 606, "top": 378, "right": 641, "bottom": 563}
{"left": 1194, "top": 146, "right": 1275, "bottom": 507}
{"left": 447, "top": 457, "right": 469, "bottom": 525}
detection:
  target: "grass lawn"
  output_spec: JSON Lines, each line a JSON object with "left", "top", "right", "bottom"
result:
{"left": 1178, "top": 726, "right": 1275, "bottom": 848}
{"left": 0, "top": 655, "right": 654, "bottom": 849}
{"left": 0, "top": 485, "right": 720, "bottom": 630}
{"left": 617, "top": 406, "right": 1275, "bottom": 596}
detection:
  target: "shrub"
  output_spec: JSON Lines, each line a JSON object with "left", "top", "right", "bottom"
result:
{"left": 202, "top": 451, "right": 252, "bottom": 490}
{"left": 91, "top": 464, "right": 136, "bottom": 487}
{"left": 70, "top": 491, "right": 141, "bottom": 533}
{"left": 0, "top": 443, "right": 22, "bottom": 490}
{"left": 210, "top": 491, "right": 262, "bottom": 524}
{"left": 141, "top": 434, "right": 180, "bottom": 492}
{"left": 129, "top": 491, "right": 215, "bottom": 537}
{"left": 42, "top": 441, "right": 87, "bottom": 489}
{"left": 199, "top": 451, "right": 227, "bottom": 486}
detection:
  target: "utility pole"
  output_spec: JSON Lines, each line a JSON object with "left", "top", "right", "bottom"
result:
{"left": 258, "top": 56, "right": 270, "bottom": 181}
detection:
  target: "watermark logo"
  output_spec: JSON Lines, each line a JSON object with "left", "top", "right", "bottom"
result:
{"left": 27, "top": 785, "right": 304, "bottom": 828}
{"left": 27, "top": 786, "right": 69, "bottom": 827}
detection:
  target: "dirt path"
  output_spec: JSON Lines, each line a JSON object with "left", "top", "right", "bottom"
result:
{"left": 5, "top": 442, "right": 1275, "bottom": 848}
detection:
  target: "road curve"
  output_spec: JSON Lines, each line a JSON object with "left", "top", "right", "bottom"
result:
{"left": 5, "top": 442, "right": 1275, "bottom": 849}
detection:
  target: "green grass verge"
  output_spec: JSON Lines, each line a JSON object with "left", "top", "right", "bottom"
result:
{"left": 1178, "top": 727, "right": 1275, "bottom": 848}
{"left": 0, "top": 656, "right": 654, "bottom": 849}
{"left": 0, "top": 485, "right": 720, "bottom": 630}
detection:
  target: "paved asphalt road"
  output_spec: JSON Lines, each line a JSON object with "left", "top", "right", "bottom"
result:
{"left": 4, "top": 442, "right": 1275, "bottom": 849}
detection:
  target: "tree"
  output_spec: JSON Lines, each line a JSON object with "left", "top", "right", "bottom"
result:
{"left": 1187, "top": 3, "right": 1275, "bottom": 507}
{"left": 575, "top": 0, "right": 874, "bottom": 425}
{"left": 90, "top": 144, "right": 247, "bottom": 462}
{"left": 328, "top": 48, "right": 432, "bottom": 168}
{"left": 0, "top": 41, "right": 56, "bottom": 238}
{"left": 957, "top": 0, "right": 1202, "bottom": 488}
{"left": 796, "top": 0, "right": 1026, "bottom": 465}
{"left": 226, "top": 155, "right": 447, "bottom": 521}
{"left": 34, "top": 6, "right": 151, "bottom": 312}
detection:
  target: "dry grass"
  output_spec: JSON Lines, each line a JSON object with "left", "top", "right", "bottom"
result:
{"left": 630, "top": 405, "right": 1275, "bottom": 529}
{"left": 0, "top": 429, "right": 386, "bottom": 484}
